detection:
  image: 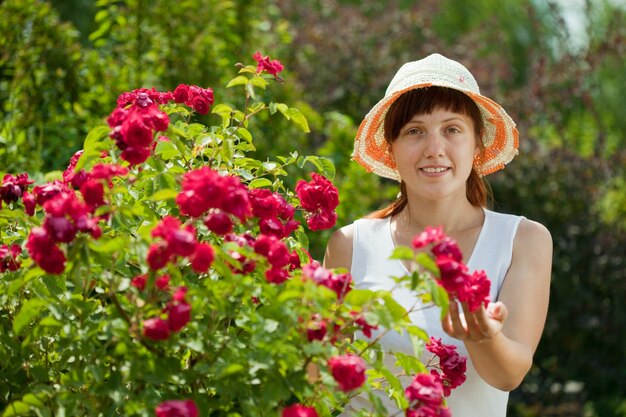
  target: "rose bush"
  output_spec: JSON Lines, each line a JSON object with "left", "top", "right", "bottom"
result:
{"left": 0, "top": 55, "right": 486, "bottom": 417}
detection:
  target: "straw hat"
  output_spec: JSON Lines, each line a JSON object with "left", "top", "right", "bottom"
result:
{"left": 352, "top": 53, "right": 519, "bottom": 180}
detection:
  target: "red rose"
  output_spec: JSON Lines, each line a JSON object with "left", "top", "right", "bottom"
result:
{"left": 435, "top": 255, "right": 469, "bottom": 294}
{"left": 131, "top": 274, "right": 147, "bottom": 291}
{"left": 306, "top": 314, "right": 327, "bottom": 342}
{"left": 282, "top": 404, "right": 318, "bottom": 417}
{"left": 460, "top": 269, "right": 490, "bottom": 312}
{"left": 80, "top": 179, "right": 106, "bottom": 209}
{"left": 411, "top": 226, "right": 445, "bottom": 249}
{"left": 350, "top": 311, "right": 378, "bottom": 338}
{"left": 155, "top": 399, "right": 198, "bottom": 417}
{"left": 253, "top": 52, "right": 285, "bottom": 77}
{"left": 166, "top": 302, "right": 191, "bottom": 332}
{"left": 295, "top": 173, "right": 339, "bottom": 212}
{"left": 426, "top": 337, "right": 467, "bottom": 396}
{"left": 327, "top": 354, "right": 367, "bottom": 392}
{"left": 37, "top": 245, "right": 66, "bottom": 275}
{"left": 43, "top": 216, "right": 77, "bottom": 243}
{"left": 204, "top": 210, "right": 233, "bottom": 235}
{"left": 249, "top": 188, "right": 280, "bottom": 219}
{"left": 265, "top": 266, "right": 289, "bottom": 284}
{"left": 190, "top": 242, "right": 215, "bottom": 273}
{"left": 22, "top": 191, "right": 36, "bottom": 216}
{"left": 143, "top": 317, "right": 170, "bottom": 341}
{"left": 167, "top": 228, "right": 197, "bottom": 257}
{"left": 431, "top": 237, "right": 462, "bottom": 263}
{"left": 147, "top": 242, "right": 172, "bottom": 270}
{"left": 155, "top": 274, "right": 170, "bottom": 291}
{"left": 306, "top": 209, "right": 337, "bottom": 231}
{"left": 120, "top": 111, "right": 153, "bottom": 147}
{"left": 120, "top": 146, "right": 152, "bottom": 165}
{"left": 172, "top": 84, "right": 190, "bottom": 103}
{"left": 405, "top": 373, "right": 445, "bottom": 408}
{"left": 0, "top": 244, "right": 22, "bottom": 272}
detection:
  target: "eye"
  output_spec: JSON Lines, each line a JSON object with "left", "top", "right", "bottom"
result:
{"left": 445, "top": 126, "right": 461, "bottom": 134}
{"left": 405, "top": 127, "right": 423, "bottom": 136}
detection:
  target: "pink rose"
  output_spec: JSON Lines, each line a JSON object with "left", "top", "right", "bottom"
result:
{"left": 155, "top": 399, "right": 198, "bottom": 417}
{"left": 327, "top": 354, "right": 367, "bottom": 392}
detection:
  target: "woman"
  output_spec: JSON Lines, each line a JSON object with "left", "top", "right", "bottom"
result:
{"left": 324, "top": 54, "right": 552, "bottom": 416}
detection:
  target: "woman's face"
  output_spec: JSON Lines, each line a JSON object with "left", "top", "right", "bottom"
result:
{"left": 390, "top": 108, "right": 479, "bottom": 202}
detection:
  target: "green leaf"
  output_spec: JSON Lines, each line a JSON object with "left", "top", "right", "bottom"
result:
{"left": 237, "top": 127, "right": 253, "bottom": 143}
{"left": 13, "top": 298, "right": 47, "bottom": 336}
{"left": 415, "top": 252, "right": 439, "bottom": 275}
{"left": 2, "top": 400, "right": 31, "bottom": 417}
{"left": 382, "top": 293, "right": 410, "bottom": 323}
{"left": 249, "top": 76, "right": 269, "bottom": 89}
{"left": 345, "top": 289, "right": 376, "bottom": 307}
{"left": 146, "top": 188, "right": 179, "bottom": 201}
{"left": 394, "top": 352, "right": 425, "bottom": 375}
{"left": 389, "top": 246, "right": 414, "bottom": 261}
{"left": 218, "top": 363, "right": 245, "bottom": 379}
{"left": 226, "top": 75, "right": 249, "bottom": 88}
{"left": 88, "top": 236, "right": 130, "bottom": 253}
{"left": 276, "top": 103, "right": 289, "bottom": 119}
{"left": 154, "top": 140, "right": 180, "bottom": 160}
{"left": 248, "top": 178, "right": 272, "bottom": 189}
{"left": 429, "top": 280, "right": 449, "bottom": 316}
{"left": 287, "top": 108, "right": 310, "bottom": 132}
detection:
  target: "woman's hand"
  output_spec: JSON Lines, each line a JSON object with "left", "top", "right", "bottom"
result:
{"left": 442, "top": 301, "right": 508, "bottom": 343}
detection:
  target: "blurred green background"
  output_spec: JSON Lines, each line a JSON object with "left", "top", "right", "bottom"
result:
{"left": 1, "top": 0, "right": 625, "bottom": 415}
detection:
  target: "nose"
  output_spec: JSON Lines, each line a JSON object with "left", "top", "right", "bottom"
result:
{"left": 423, "top": 131, "right": 445, "bottom": 158}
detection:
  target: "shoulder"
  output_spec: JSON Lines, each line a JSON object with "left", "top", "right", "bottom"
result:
{"left": 323, "top": 223, "right": 355, "bottom": 271}
{"left": 514, "top": 218, "right": 553, "bottom": 256}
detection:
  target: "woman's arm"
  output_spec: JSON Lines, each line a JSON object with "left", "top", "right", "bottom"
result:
{"left": 442, "top": 218, "right": 553, "bottom": 391}
{"left": 322, "top": 224, "right": 354, "bottom": 271}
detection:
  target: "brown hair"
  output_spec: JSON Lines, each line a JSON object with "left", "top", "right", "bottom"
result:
{"left": 368, "top": 87, "right": 492, "bottom": 219}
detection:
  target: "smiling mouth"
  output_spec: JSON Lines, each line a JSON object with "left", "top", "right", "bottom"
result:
{"left": 420, "top": 167, "right": 450, "bottom": 173}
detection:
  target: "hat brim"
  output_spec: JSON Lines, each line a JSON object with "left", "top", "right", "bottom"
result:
{"left": 352, "top": 83, "right": 519, "bottom": 181}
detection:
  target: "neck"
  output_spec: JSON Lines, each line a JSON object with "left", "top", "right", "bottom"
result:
{"left": 401, "top": 197, "right": 484, "bottom": 234}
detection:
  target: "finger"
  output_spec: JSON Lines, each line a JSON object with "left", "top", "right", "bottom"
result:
{"left": 460, "top": 302, "right": 488, "bottom": 338}
{"left": 487, "top": 301, "right": 509, "bottom": 322}
{"left": 448, "top": 301, "right": 467, "bottom": 338}
{"left": 441, "top": 311, "right": 454, "bottom": 336}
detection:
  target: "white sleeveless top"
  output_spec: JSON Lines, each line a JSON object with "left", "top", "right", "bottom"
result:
{"left": 344, "top": 209, "right": 523, "bottom": 417}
